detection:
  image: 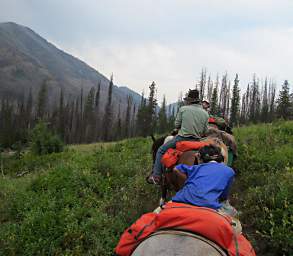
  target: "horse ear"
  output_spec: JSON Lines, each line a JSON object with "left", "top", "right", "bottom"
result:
{"left": 150, "top": 134, "right": 156, "bottom": 142}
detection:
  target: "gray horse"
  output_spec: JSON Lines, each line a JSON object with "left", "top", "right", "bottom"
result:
{"left": 132, "top": 230, "right": 227, "bottom": 256}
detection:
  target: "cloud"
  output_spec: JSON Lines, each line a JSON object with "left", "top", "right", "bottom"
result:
{"left": 62, "top": 24, "right": 293, "bottom": 102}
{"left": 1, "top": 0, "right": 293, "bottom": 102}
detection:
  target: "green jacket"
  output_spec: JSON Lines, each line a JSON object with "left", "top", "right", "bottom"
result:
{"left": 175, "top": 103, "right": 209, "bottom": 139}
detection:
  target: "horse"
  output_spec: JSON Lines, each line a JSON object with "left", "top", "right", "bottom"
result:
{"left": 131, "top": 230, "right": 227, "bottom": 256}
{"left": 150, "top": 129, "right": 234, "bottom": 204}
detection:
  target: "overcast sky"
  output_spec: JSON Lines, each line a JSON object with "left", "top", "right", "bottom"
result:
{"left": 1, "top": 0, "right": 293, "bottom": 103}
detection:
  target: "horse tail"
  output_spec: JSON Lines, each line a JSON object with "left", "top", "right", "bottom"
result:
{"left": 150, "top": 134, "right": 156, "bottom": 142}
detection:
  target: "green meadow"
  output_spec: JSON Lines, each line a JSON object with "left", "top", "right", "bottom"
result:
{"left": 1, "top": 121, "right": 292, "bottom": 255}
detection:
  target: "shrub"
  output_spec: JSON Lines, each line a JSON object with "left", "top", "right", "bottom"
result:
{"left": 29, "top": 122, "right": 64, "bottom": 155}
{"left": 233, "top": 121, "right": 293, "bottom": 255}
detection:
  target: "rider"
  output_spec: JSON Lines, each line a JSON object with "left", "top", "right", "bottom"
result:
{"left": 148, "top": 89, "right": 209, "bottom": 184}
{"left": 172, "top": 144, "right": 237, "bottom": 217}
{"left": 202, "top": 99, "right": 233, "bottom": 134}
{"left": 202, "top": 99, "right": 210, "bottom": 112}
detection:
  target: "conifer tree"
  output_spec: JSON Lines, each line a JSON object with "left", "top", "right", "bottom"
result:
{"left": 229, "top": 74, "right": 240, "bottom": 127}
{"left": 58, "top": 89, "right": 65, "bottom": 139}
{"left": 95, "top": 81, "right": 101, "bottom": 139}
{"left": 245, "top": 84, "right": 250, "bottom": 122}
{"left": 78, "top": 88, "right": 84, "bottom": 142}
{"left": 177, "top": 92, "right": 184, "bottom": 111}
{"left": 130, "top": 104, "right": 136, "bottom": 137}
{"left": 226, "top": 80, "right": 231, "bottom": 118}
{"left": 210, "top": 76, "right": 219, "bottom": 115}
{"left": 207, "top": 75, "right": 213, "bottom": 102}
{"left": 268, "top": 81, "right": 276, "bottom": 122}
{"left": 199, "top": 68, "right": 207, "bottom": 100}
{"left": 37, "top": 80, "right": 48, "bottom": 120}
{"left": 102, "top": 74, "right": 113, "bottom": 141}
{"left": 167, "top": 106, "right": 176, "bottom": 131}
{"left": 84, "top": 87, "right": 95, "bottom": 142}
{"left": 146, "top": 81, "right": 158, "bottom": 135}
{"left": 240, "top": 93, "right": 246, "bottom": 124}
{"left": 124, "top": 96, "right": 132, "bottom": 138}
{"left": 219, "top": 73, "right": 228, "bottom": 117}
{"left": 26, "top": 88, "right": 33, "bottom": 129}
{"left": 115, "top": 101, "right": 122, "bottom": 140}
{"left": 249, "top": 75, "right": 260, "bottom": 123}
{"left": 276, "top": 80, "right": 291, "bottom": 119}
{"left": 135, "top": 91, "right": 147, "bottom": 136}
{"left": 260, "top": 78, "right": 269, "bottom": 122}
{"left": 158, "top": 95, "right": 168, "bottom": 134}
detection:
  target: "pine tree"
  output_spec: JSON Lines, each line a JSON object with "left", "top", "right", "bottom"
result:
{"left": 260, "top": 78, "right": 269, "bottom": 122}
{"left": 268, "top": 81, "right": 276, "bottom": 122}
{"left": 102, "top": 74, "right": 113, "bottom": 141}
{"left": 229, "top": 74, "right": 240, "bottom": 127}
{"left": 26, "top": 88, "right": 33, "bottom": 129}
{"left": 95, "top": 81, "right": 101, "bottom": 140}
{"left": 226, "top": 80, "right": 231, "bottom": 118}
{"left": 84, "top": 87, "right": 95, "bottom": 142}
{"left": 210, "top": 76, "right": 219, "bottom": 115}
{"left": 177, "top": 92, "right": 184, "bottom": 111}
{"left": 276, "top": 80, "right": 291, "bottom": 119}
{"left": 37, "top": 80, "right": 48, "bottom": 120}
{"left": 158, "top": 95, "right": 168, "bottom": 134}
{"left": 199, "top": 68, "right": 207, "bottom": 100}
{"left": 249, "top": 75, "right": 259, "bottom": 123}
{"left": 135, "top": 91, "right": 147, "bottom": 136}
{"left": 240, "top": 93, "right": 246, "bottom": 124}
{"left": 78, "top": 88, "right": 84, "bottom": 143}
{"left": 219, "top": 73, "right": 228, "bottom": 117}
{"left": 58, "top": 89, "right": 65, "bottom": 139}
{"left": 115, "top": 101, "right": 122, "bottom": 140}
{"left": 123, "top": 96, "right": 132, "bottom": 138}
{"left": 206, "top": 75, "right": 213, "bottom": 102}
{"left": 146, "top": 81, "right": 158, "bottom": 135}
{"left": 245, "top": 84, "right": 250, "bottom": 122}
{"left": 130, "top": 104, "right": 136, "bottom": 137}
{"left": 167, "top": 106, "right": 176, "bottom": 131}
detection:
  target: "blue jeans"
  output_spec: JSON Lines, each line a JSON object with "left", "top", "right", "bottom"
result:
{"left": 153, "top": 135, "right": 198, "bottom": 176}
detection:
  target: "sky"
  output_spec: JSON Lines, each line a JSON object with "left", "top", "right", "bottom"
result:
{"left": 1, "top": 0, "right": 293, "bottom": 103}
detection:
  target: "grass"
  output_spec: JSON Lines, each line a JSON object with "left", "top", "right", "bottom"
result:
{"left": 0, "top": 139, "right": 158, "bottom": 255}
{"left": 232, "top": 121, "right": 293, "bottom": 255}
{"left": 0, "top": 121, "right": 293, "bottom": 255}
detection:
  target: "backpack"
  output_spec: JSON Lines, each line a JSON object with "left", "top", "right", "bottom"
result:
{"left": 161, "top": 148, "right": 183, "bottom": 168}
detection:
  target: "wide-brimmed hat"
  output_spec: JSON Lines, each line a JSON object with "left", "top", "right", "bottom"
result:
{"left": 184, "top": 89, "right": 200, "bottom": 103}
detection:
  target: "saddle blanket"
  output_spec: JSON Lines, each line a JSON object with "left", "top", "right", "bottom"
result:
{"left": 115, "top": 202, "right": 256, "bottom": 256}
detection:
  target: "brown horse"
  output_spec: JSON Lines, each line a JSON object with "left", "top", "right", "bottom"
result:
{"left": 151, "top": 134, "right": 229, "bottom": 205}
{"left": 131, "top": 230, "right": 227, "bottom": 256}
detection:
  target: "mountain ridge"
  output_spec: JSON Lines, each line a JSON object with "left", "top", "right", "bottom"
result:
{"left": 0, "top": 22, "right": 141, "bottom": 111}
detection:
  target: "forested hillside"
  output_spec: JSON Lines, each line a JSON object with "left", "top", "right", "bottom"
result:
{"left": 0, "top": 121, "right": 292, "bottom": 255}
{"left": 1, "top": 23, "right": 293, "bottom": 150}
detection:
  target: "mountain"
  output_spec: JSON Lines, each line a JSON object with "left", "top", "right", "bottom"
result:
{"left": 0, "top": 22, "right": 141, "bottom": 111}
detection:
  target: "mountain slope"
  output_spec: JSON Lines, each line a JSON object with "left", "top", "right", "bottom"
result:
{"left": 0, "top": 22, "right": 141, "bottom": 109}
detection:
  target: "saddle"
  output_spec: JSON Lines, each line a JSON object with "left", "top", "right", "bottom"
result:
{"left": 161, "top": 140, "right": 211, "bottom": 168}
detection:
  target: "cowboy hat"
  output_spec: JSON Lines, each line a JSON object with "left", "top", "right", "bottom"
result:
{"left": 184, "top": 89, "right": 200, "bottom": 103}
